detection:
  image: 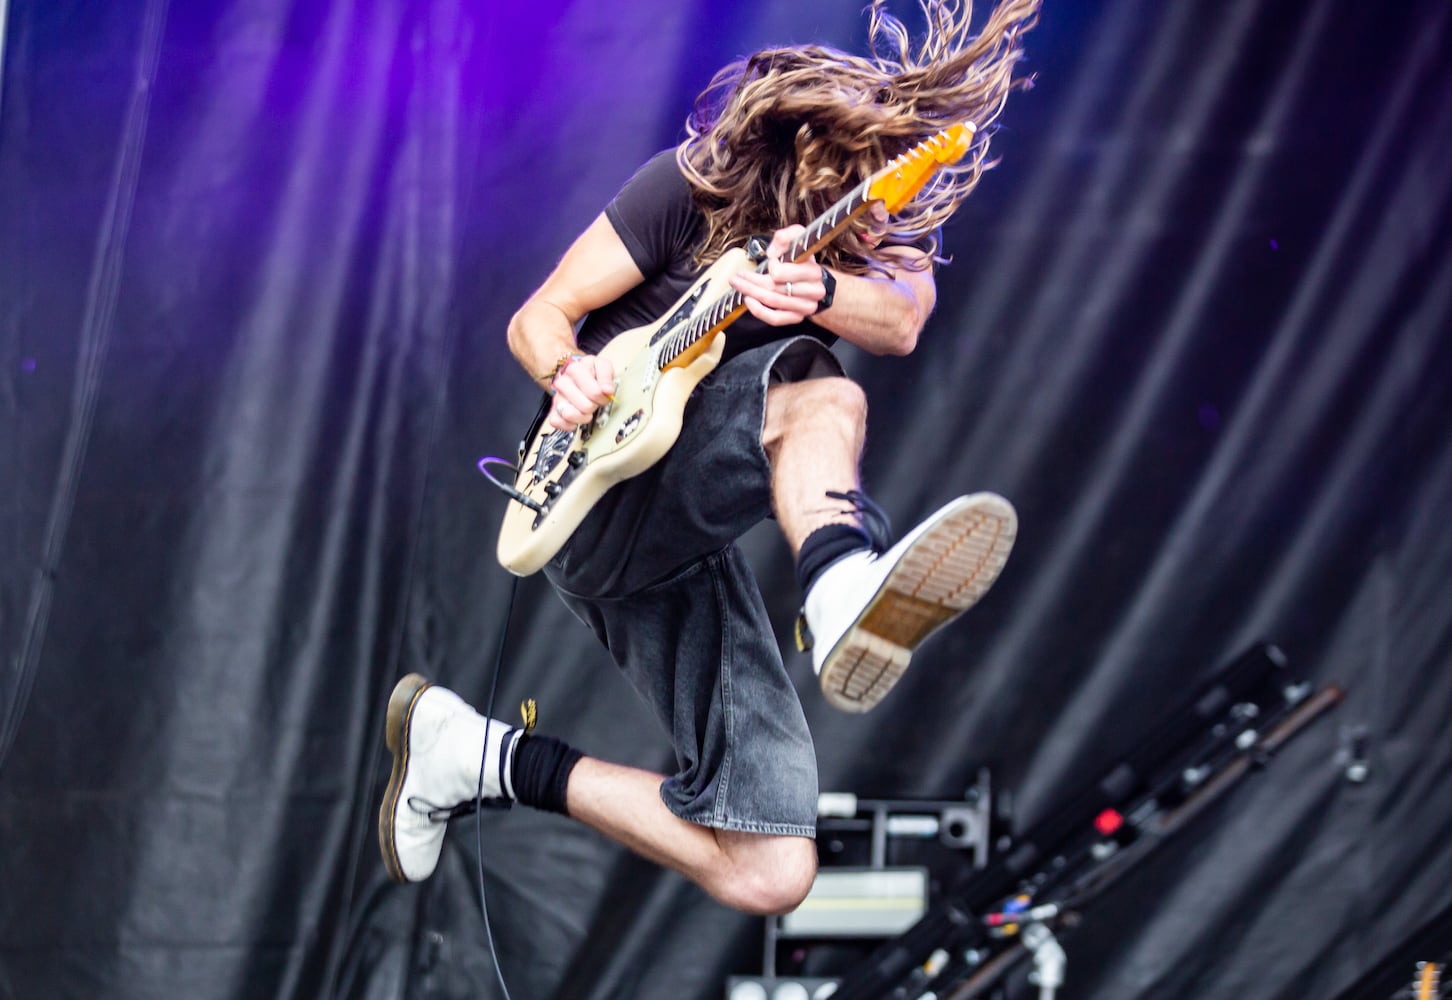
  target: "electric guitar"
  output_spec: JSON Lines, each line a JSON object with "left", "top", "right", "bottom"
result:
{"left": 496, "top": 123, "right": 976, "bottom": 576}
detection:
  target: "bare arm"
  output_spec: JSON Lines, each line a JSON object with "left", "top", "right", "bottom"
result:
{"left": 727, "top": 229, "right": 936, "bottom": 357}
{"left": 812, "top": 245, "right": 936, "bottom": 356}
{"left": 506, "top": 213, "right": 644, "bottom": 430}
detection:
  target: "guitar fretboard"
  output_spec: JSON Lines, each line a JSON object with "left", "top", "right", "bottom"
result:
{"left": 655, "top": 179, "right": 874, "bottom": 369}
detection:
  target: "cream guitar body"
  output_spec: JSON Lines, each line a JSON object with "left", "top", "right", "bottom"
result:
{"left": 496, "top": 250, "right": 745, "bottom": 576}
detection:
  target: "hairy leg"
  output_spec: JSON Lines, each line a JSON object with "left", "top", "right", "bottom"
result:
{"left": 566, "top": 758, "right": 817, "bottom": 915}
{"left": 762, "top": 376, "right": 869, "bottom": 554}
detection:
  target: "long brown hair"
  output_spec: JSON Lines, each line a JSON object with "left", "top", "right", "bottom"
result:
{"left": 677, "top": 0, "right": 1040, "bottom": 275}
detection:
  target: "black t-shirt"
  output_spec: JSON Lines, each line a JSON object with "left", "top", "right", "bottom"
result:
{"left": 576, "top": 149, "right": 837, "bottom": 364}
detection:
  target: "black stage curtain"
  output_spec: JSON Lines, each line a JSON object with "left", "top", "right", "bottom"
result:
{"left": 2, "top": 1, "right": 1450, "bottom": 998}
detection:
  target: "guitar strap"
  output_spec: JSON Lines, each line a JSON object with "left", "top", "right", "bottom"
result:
{"left": 517, "top": 393, "right": 553, "bottom": 466}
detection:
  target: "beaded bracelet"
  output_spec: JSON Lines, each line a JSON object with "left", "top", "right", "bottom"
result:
{"left": 540, "top": 352, "right": 585, "bottom": 393}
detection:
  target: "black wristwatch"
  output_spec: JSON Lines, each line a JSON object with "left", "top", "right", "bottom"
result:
{"left": 815, "top": 265, "right": 836, "bottom": 313}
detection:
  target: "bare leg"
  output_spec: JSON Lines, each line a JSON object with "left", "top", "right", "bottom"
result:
{"left": 566, "top": 758, "right": 817, "bottom": 915}
{"left": 762, "top": 376, "right": 870, "bottom": 554}
{"left": 381, "top": 677, "right": 817, "bottom": 911}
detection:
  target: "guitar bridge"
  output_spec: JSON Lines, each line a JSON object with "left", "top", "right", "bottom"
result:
{"left": 530, "top": 428, "right": 574, "bottom": 479}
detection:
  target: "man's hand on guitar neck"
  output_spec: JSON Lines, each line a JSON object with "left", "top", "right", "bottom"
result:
{"left": 548, "top": 354, "right": 617, "bottom": 431}
{"left": 728, "top": 226, "right": 829, "bottom": 326}
{"left": 729, "top": 221, "right": 936, "bottom": 357}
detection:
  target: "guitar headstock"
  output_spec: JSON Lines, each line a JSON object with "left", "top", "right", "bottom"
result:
{"left": 866, "top": 122, "right": 976, "bottom": 213}
{"left": 1417, "top": 962, "right": 1442, "bottom": 1000}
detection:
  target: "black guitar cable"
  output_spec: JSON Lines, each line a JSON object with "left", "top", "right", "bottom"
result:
{"left": 472, "top": 571, "right": 523, "bottom": 1000}
{"left": 465, "top": 400, "right": 557, "bottom": 999}
{"left": 478, "top": 456, "right": 546, "bottom": 514}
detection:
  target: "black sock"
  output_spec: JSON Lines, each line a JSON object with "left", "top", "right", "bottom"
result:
{"left": 796, "top": 523, "right": 872, "bottom": 595}
{"left": 510, "top": 733, "right": 583, "bottom": 815}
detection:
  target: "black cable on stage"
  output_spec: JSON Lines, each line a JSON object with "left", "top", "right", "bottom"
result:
{"left": 474, "top": 571, "right": 522, "bottom": 1000}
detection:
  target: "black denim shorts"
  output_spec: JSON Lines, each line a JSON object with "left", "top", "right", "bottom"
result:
{"left": 544, "top": 335, "right": 842, "bottom": 836}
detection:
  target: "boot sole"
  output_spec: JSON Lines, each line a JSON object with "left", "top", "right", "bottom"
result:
{"left": 378, "top": 672, "right": 434, "bottom": 883}
{"left": 818, "top": 493, "right": 1017, "bottom": 713}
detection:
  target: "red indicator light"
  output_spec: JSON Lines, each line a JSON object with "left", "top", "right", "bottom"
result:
{"left": 1094, "top": 808, "right": 1123, "bottom": 836}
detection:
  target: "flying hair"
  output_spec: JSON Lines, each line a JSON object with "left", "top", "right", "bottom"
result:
{"left": 677, "top": 0, "right": 1040, "bottom": 275}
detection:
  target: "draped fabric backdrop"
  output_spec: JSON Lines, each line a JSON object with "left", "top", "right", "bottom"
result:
{"left": 2, "top": 1, "right": 1450, "bottom": 998}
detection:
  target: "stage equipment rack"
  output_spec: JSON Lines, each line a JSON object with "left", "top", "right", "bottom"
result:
{"left": 818, "top": 643, "right": 1344, "bottom": 1000}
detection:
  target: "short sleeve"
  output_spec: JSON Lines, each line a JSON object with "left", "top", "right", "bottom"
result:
{"left": 603, "top": 149, "right": 701, "bottom": 279}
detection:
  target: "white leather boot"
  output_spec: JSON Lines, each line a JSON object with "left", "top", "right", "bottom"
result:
{"left": 378, "top": 674, "right": 521, "bottom": 883}
{"left": 804, "top": 493, "right": 1017, "bottom": 713}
